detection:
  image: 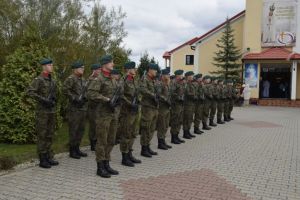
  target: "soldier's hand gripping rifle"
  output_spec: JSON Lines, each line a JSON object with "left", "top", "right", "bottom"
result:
{"left": 109, "top": 75, "right": 127, "bottom": 111}
{"left": 76, "top": 80, "right": 88, "bottom": 108}
{"left": 45, "top": 74, "right": 56, "bottom": 108}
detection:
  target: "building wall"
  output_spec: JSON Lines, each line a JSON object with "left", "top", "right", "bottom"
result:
{"left": 297, "top": 63, "right": 300, "bottom": 99}
{"left": 195, "top": 16, "right": 245, "bottom": 75}
{"left": 243, "top": 0, "right": 263, "bottom": 53}
{"left": 170, "top": 45, "right": 195, "bottom": 73}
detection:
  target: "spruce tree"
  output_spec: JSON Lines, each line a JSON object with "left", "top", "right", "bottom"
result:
{"left": 211, "top": 18, "right": 242, "bottom": 81}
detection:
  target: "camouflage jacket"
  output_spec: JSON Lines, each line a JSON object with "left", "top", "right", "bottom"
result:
{"left": 203, "top": 83, "right": 213, "bottom": 101}
{"left": 217, "top": 85, "right": 226, "bottom": 101}
{"left": 196, "top": 83, "right": 205, "bottom": 103}
{"left": 159, "top": 82, "right": 171, "bottom": 109}
{"left": 63, "top": 74, "right": 88, "bottom": 111}
{"left": 120, "top": 75, "right": 139, "bottom": 111}
{"left": 170, "top": 79, "right": 185, "bottom": 104}
{"left": 211, "top": 84, "right": 219, "bottom": 101}
{"left": 139, "top": 75, "right": 158, "bottom": 109}
{"left": 27, "top": 73, "right": 57, "bottom": 113}
{"left": 184, "top": 81, "right": 197, "bottom": 105}
{"left": 87, "top": 71, "right": 118, "bottom": 114}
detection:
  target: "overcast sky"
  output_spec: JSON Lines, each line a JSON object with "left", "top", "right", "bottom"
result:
{"left": 100, "top": 0, "right": 246, "bottom": 66}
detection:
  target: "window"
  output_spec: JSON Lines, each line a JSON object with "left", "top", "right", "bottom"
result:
{"left": 186, "top": 55, "right": 194, "bottom": 65}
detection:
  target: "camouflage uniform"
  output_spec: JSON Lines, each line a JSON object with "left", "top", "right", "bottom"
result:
{"left": 228, "top": 85, "right": 237, "bottom": 120}
{"left": 217, "top": 84, "right": 225, "bottom": 123}
{"left": 194, "top": 82, "right": 205, "bottom": 133}
{"left": 183, "top": 80, "right": 197, "bottom": 138}
{"left": 209, "top": 83, "right": 218, "bottom": 126}
{"left": 203, "top": 82, "right": 213, "bottom": 129}
{"left": 139, "top": 75, "right": 159, "bottom": 149}
{"left": 63, "top": 74, "right": 88, "bottom": 151}
{"left": 27, "top": 72, "right": 58, "bottom": 167}
{"left": 170, "top": 78, "right": 185, "bottom": 143}
{"left": 224, "top": 85, "right": 231, "bottom": 121}
{"left": 87, "top": 71, "right": 119, "bottom": 162}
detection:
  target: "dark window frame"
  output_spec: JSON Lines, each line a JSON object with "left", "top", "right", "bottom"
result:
{"left": 186, "top": 55, "right": 194, "bottom": 65}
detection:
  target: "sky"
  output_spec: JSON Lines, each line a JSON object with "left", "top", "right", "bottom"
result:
{"left": 99, "top": 0, "right": 246, "bottom": 66}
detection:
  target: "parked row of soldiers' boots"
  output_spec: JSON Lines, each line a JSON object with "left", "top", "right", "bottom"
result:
{"left": 183, "top": 130, "right": 196, "bottom": 139}
{"left": 39, "top": 153, "right": 59, "bottom": 168}
{"left": 171, "top": 134, "right": 185, "bottom": 144}
{"left": 141, "top": 145, "right": 158, "bottom": 158}
{"left": 97, "top": 161, "right": 119, "bottom": 178}
{"left": 217, "top": 118, "right": 225, "bottom": 124}
{"left": 202, "top": 122, "right": 212, "bottom": 130}
{"left": 209, "top": 120, "right": 217, "bottom": 127}
{"left": 69, "top": 145, "right": 88, "bottom": 159}
{"left": 194, "top": 127, "right": 204, "bottom": 135}
{"left": 158, "top": 139, "right": 172, "bottom": 150}
{"left": 90, "top": 140, "right": 97, "bottom": 151}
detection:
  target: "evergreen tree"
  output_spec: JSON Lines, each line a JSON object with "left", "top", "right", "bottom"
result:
{"left": 211, "top": 18, "right": 242, "bottom": 81}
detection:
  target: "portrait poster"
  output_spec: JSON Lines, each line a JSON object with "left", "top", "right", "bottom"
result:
{"left": 244, "top": 63, "right": 258, "bottom": 88}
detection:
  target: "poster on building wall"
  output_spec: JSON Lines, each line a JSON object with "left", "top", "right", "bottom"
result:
{"left": 244, "top": 63, "right": 258, "bottom": 88}
{"left": 262, "top": 0, "right": 298, "bottom": 47}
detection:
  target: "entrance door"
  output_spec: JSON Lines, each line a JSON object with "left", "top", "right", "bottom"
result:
{"left": 260, "top": 64, "right": 291, "bottom": 99}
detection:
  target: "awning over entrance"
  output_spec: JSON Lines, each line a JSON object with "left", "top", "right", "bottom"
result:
{"left": 242, "top": 47, "right": 300, "bottom": 61}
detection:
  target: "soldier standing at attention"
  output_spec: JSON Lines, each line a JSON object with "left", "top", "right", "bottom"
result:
{"left": 209, "top": 77, "right": 218, "bottom": 127}
{"left": 193, "top": 74, "right": 204, "bottom": 135}
{"left": 118, "top": 61, "right": 142, "bottom": 167}
{"left": 170, "top": 70, "right": 186, "bottom": 144}
{"left": 156, "top": 69, "right": 172, "bottom": 150}
{"left": 202, "top": 76, "right": 212, "bottom": 130}
{"left": 88, "top": 63, "right": 102, "bottom": 151}
{"left": 217, "top": 79, "right": 226, "bottom": 124}
{"left": 140, "top": 63, "right": 159, "bottom": 158}
{"left": 87, "top": 55, "right": 119, "bottom": 178}
{"left": 223, "top": 80, "right": 231, "bottom": 122}
{"left": 228, "top": 80, "right": 237, "bottom": 120}
{"left": 183, "top": 71, "right": 197, "bottom": 139}
{"left": 27, "top": 58, "right": 59, "bottom": 168}
{"left": 63, "top": 61, "right": 88, "bottom": 159}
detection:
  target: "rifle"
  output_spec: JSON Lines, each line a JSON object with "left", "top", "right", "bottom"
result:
{"left": 76, "top": 80, "right": 88, "bottom": 107}
{"left": 109, "top": 75, "right": 127, "bottom": 111}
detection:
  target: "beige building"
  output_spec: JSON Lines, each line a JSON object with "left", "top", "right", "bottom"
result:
{"left": 163, "top": 0, "right": 300, "bottom": 105}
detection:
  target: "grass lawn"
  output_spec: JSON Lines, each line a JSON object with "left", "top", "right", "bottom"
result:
{"left": 0, "top": 123, "right": 90, "bottom": 170}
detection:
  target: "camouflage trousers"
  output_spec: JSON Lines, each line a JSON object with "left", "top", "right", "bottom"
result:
{"left": 119, "top": 106, "right": 139, "bottom": 153}
{"left": 88, "top": 106, "right": 96, "bottom": 141}
{"left": 217, "top": 101, "right": 224, "bottom": 120}
{"left": 170, "top": 103, "right": 183, "bottom": 135}
{"left": 140, "top": 106, "right": 158, "bottom": 146}
{"left": 229, "top": 99, "right": 234, "bottom": 117}
{"left": 68, "top": 110, "right": 86, "bottom": 147}
{"left": 224, "top": 101, "right": 229, "bottom": 118}
{"left": 95, "top": 112, "right": 118, "bottom": 162}
{"left": 183, "top": 102, "right": 195, "bottom": 131}
{"left": 194, "top": 102, "right": 204, "bottom": 129}
{"left": 203, "top": 100, "right": 211, "bottom": 124}
{"left": 36, "top": 112, "right": 55, "bottom": 158}
{"left": 156, "top": 105, "right": 170, "bottom": 139}
{"left": 209, "top": 100, "right": 217, "bottom": 121}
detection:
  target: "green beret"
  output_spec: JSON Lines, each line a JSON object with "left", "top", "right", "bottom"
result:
{"left": 100, "top": 55, "right": 113, "bottom": 66}
{"left": 148, "top": 63, "right": 158, "bottom": 71}
{"left": 40, "top": 58, "right": 52, "bottom": 65}
{"left": 111, "top": 69, "right": 120, "bottom": 75}
{"left": 203, "top": 75, "right": 211, "bottom": 80}
{"left": 174, "top": 70, "right": 184, "bottom": 76}
{"left": 211, "top": 76, "right": 217, "bottom": 81}
{"left": 194, "top": 73, "right": 203, "bottom": 79}
{"left": 185, "top": 71, "right": 194, "bottom": 77}
{"left": 91, "top": 63, "right": 101, "bottom": 70}
{"left": 161, "top": 69, "right": 170, "bottom": 75}
{"left": 226, "top": 79, "right": 233, "bottom": 84}
{"left": 218, "top": 78, "right": 224, "bottom": 83}
{"left": 124, "top": 61, "right": 136, "bottom": 69}
{"left": 71, "top": 61, "right": 84, "bottom": 69}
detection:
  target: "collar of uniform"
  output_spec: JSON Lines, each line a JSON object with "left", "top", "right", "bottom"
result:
{"left": 127, "top": 75, "right": 134, "bottom": 81}
{"left": 101, "top": 68, "right": 111, "bottom": 78}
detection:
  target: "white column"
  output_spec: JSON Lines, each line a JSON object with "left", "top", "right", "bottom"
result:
{"left": 293, "top": 1, "right": 300, "bottom": 52}
{"left": 291, "top": 61, "right": 298, "bottom": 100}
{"left": 194, "top": 43, "right": 200, "bottom": 74}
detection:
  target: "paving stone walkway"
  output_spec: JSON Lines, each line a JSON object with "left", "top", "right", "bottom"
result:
{"left": 0, "top": 106, "right": 299, "bottom": 200}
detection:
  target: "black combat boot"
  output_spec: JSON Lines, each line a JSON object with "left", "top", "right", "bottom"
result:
{"left": 90, "top": 140, "right": 96, "bottom": 151}
{"left": 171, "top": 134, "right": 181, "bottom": 144}
{"left": 163, "top": 139, "right": 172, "bottom": 149}
{"left": 224, "top": 115, "right": 230, "bottom": 122}
{"left": 187, "top": 130, "right": 196, "bottom": 138}
{"left": 202, "top": 122, "right": 212, "bottom": 130}
{"left": 176, "top": 134, "right": 185, "bottom": 143}
{"left": 128, "top": 150, "right": 141, "bottom": 163}
{"left": 39, "top": 153, "right": 51, "bottom": 169}
{"left": 229, "top": 115, "right": 234, "bottom": 120}
{"left": 209, "top": 120, "right": 217, "bottom": 127}
{"left": 141, "top": 145, "right": 152, "bottom": 157}
{"left": 217, "top": 119, "right": 225, "bottom": 124}
{"left": 46, "top": 153, "right": 59, "bottom": 166}
{"left": 76, "top": 145, "right": 87, "bottom": 157}
{"left": 122, "top": 153, "right": 135, "bottom": 167}
{"left": 69, "top": 146, "right": 80, "bottom": 159}
{"left": 194, "top": 127, "right": 203, "bottom": 135}
{"left": 103, "top": 160, "right": 119, "bottom": 175}
{"left": 158, "top": 139, "right": 168, "bottom": 150}
{"left": 97, "top": 161, "right": 111, "bottom": 178}
{"left": 147, "top": 145, "right": 158, "bottom": 155}
{"left": 183, "top": 130, "right": 192, "bottom": 139}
